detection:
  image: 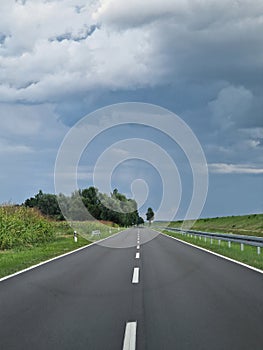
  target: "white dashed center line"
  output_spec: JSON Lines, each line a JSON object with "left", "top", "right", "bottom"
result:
{"left": 135, "top": 252, "right": 140, "bottom": 259}
{"left": 123, "top": 321, "right": 137, "bottom": 350}
{"left": 132, "top": 267, "right": 140, "bottom": 284}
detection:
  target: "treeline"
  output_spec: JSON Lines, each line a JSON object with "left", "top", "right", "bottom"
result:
{"left": 24, "top": 188, "right": 144, "bottom": 227}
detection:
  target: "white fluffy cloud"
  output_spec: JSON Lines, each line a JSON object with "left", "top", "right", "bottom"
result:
{"left": 209, "top": 85, "right": 254, "bottom": 129}
{"left": 209, "top": 163, "right": 263, "bottom": 175}
{"left": 1, "top": 0, "right": 262, "bottom": 104}
{"left": 0, "top": 0, "right": 158, "bottom": 103}
{"left": 0, "top": 0, "right": 262, "bottom": 209}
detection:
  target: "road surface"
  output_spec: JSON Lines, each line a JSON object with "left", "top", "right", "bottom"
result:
{"left": 0, "top": 228, "right": 263, "bottom": 349}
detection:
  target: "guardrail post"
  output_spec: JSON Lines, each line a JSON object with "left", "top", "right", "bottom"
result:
{"left": 163, "top": 227, "right": 263, "bottom": 251}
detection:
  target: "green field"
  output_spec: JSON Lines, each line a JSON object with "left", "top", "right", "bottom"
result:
{"left": 0, "top": 206, "right": 55, "bottom": 250}
{"left": 166, "top": 213, "right": 263, "bottom": 237}
{"left": 0, "top": 206, "right": 119, "bottom": 278}
{"left": 0, "top": 233, "right": 89, "bottom": 278}
{"left": 1, "top": 207, "right": 263, "bottom": 277}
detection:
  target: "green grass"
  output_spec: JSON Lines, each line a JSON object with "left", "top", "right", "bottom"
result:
{"left": 0, "top": 210, "right": 121, "bottom": 278}
{"left": 163, "top": 230, "right": 263, "bottom": 271}
{"left": 164, "top": 213, "right": 263, "bottom": 237}
{"left": 70, "top": 220, "right": 120, "bottom": 241}
{"left": 0, "top": 234, "right": 90, "bottom": 278}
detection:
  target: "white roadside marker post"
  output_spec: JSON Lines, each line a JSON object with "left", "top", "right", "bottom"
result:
{"left": 228, "top": 241, "right": 231, "bottom": 248}
{"left": 257, "top": 246, "right": 261, "bottom": 255}
{"left": 241, "top": 243, "right": 244, "bottom": 251}
{"left": 74, "top": 230, "right": 77, "bottom": 243}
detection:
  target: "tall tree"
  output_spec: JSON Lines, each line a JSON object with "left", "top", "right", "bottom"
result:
{"left": 25, "top": 190, "right": 63, "bottom": 220}
{"left": 137, "top": 217, "right": 144, "bottom": 226}
{"left": 24, "top": 187, "right": 140, "bottom": 226}
{"left": 146, "top": 207, "right": 154, "bottom": 225}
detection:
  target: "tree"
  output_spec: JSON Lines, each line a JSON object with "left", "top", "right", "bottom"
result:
{"left": 24, "top": 190, "right": 63, "bottom": 220}
{"left": 137, "top": 217, "right": 144, "bottom": 226}
{"left": 24, "top": 187, "right": 140, "bottom": 226}
{"left": 146, "top": 207, "right": 154, "bottom": 225}
{"left": 81, "top": 187, "right": 99, "bottom": 206}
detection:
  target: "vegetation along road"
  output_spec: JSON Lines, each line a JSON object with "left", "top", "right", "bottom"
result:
{"left": 1, "top": 228, "right": 263, "bottom": 350}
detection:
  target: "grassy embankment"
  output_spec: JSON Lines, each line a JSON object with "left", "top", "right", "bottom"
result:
{"left": 161, "top": 214, "right": 263, "bottom": 270}
{"left": 0, "top": 206, "right": 119, "bottom": 278}
{"left": 167, "top": 213, "right": 263, "bottom": 237}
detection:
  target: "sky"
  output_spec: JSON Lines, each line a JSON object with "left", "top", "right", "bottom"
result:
{"left": 0, "top": 0, "right": 262, "bottom": 220}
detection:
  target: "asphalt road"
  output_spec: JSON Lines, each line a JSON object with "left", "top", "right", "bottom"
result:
{"left": 0, "top": 228, "right": 263, "bottom": 349}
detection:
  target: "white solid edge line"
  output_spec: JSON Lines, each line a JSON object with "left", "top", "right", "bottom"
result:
{"left": 155, "top": 230, "right": 263, "bottom": 275}
{"left": 135, "top": 252, "right": 140, "bottom": 259}
{"left": 132, "top": 267, "right": 140, "bottom": 284}
{"left": 123, "top": 322, "right": 137, "bottom": 350}
{"left": 0, "top": 229, "right": 127, "bottom": 283}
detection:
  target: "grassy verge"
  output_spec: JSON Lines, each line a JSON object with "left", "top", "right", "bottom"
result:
{"left": 163, "top": 230, "right": 263, "bottom": 271}
{"left": 0, "top": 219, "right": 121, "bottom": 279}
{"left": 0, "top": 233, "right": 90, "bottom": 278}
{"left": 70, "top": 220, "right": 120, "bottom": 241}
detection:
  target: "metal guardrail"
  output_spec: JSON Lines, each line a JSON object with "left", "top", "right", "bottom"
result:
{"left": 158, "top": 227, "right": 263, "bottom": 248}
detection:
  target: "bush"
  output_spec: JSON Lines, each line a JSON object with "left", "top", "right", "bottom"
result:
{"left": 0, "top": 206, "right": 55, "bottom": 250}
